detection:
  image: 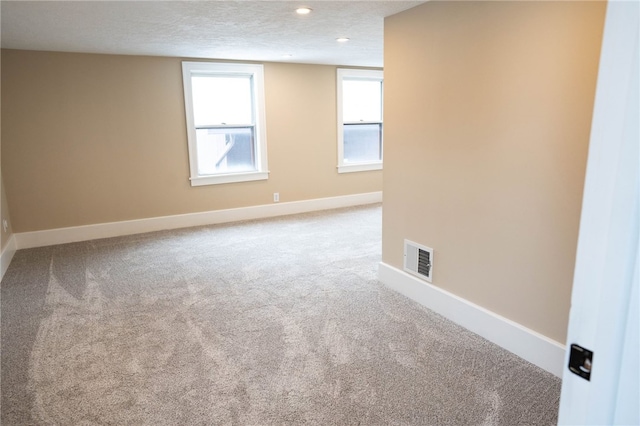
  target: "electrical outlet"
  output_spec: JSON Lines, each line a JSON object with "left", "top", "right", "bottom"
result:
{"left": 273, "top": 192, "right": 280, "bottom": 203}
{"left": 2, "top": 219, "right": 7, "bottom": 232}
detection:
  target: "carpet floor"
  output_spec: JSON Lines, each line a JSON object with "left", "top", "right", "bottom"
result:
{"left": 1, "top": 205, "right": 560, "bottom": 425}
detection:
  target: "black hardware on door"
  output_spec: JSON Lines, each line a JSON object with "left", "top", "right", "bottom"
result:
{"left": 568, "top": 343, "right": 593, "bottom": 381}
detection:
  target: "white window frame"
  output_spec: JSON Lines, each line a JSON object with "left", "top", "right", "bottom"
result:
{"left": 182, "top": 61, "right": 268, "bottom": 186}
{"left": 337, "top": 68, "right": 384, "bottom": 174}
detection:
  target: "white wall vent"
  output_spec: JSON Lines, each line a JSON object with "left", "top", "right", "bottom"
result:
{"left": 404, "top": 240, "right": 434, "bottom": 282}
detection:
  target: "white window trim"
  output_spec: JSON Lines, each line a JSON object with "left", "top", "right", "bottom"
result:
{"left": 182, "top": 61, "right": 269, "bottom": 186}
{"left": 337, "top": 68, "right": 384, "bottom": 174}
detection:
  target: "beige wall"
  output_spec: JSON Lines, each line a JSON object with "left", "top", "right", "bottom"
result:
{"left": 383, "top": 1, "right": 605, "bottom": 343}
{"left": 1, "top": 50, "right": 382, "bottom": 232}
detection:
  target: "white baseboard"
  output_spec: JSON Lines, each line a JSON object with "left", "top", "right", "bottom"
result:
{"left": 1, "top": 234, "right": 17, "bottom": 282}
{"left": 378, "top": 262, "right": 566, "bottom": 377}
{"left": 15, "top": 192, "right": 382, "bottom": 250}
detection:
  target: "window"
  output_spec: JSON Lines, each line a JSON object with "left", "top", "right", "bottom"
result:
{"left": 337, "top": 68, "right": 384, "bottom": 173}
{"left": 182, "top": 62, "right": 268, "bottom": 186}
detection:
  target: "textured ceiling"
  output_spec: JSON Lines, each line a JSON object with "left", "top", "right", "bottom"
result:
{"left": 0, "top": 1, "right": 424, "bottom": 67}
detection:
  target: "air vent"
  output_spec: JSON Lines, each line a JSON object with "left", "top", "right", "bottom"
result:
{"left": 404, "top": 240, "right": 434, "bottom": 282}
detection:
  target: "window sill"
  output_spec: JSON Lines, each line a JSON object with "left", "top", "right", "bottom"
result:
{"left": 337, "top": 163, "right": 383, "bottom": 174}
{"left": 190, "top": 171, "right": 269, "bottom": 186}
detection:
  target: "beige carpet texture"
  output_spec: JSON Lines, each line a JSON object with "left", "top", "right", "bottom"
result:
{"left": 1, "top": 205, "right": 561, "bottom": 425}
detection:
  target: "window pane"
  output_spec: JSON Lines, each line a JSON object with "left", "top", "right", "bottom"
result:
{"left": 343, "top": 123, "right": 382, "bottom": 163}
{"left": 192, "top": 75, "right": 252, "bottom": 126}
{"left": 343, "top": 79, "right": 382, "bottom": 122}
{"left": 195, "top": 127, "right": 255, "bottom": 175}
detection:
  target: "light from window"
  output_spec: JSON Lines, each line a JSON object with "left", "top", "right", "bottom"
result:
{"left": 182, "top": 62, "right": 268, "bottom": 186}
{"left": 343, "top": 79, "right": 382, "bottom": 122}
{"left": 195, "top": 127, "right": 255, "bottom": 175}
{"left": 192, "top": 76, "right": 253, "bottom": 126}
{"left": 343, "top": 123, "right": 382, "bottom": 163}
{"left": 337, "top": 68, "right": 383, "bottom": 173}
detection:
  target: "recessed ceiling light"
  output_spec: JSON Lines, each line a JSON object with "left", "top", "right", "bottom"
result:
{"left": 336, "top": 37, "right": 350, "bottom": 43}
{"left": 296, "top": 7, "right": 312, "bottom": 15}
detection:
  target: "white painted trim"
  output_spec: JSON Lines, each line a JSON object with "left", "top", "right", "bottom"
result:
{"left": 378, "top": 262, "right": 566, "bottom": 377}
{"left": 14, "top": 192, "right": 382, "bottom": 250}
{"left": 190, "top": 171, "right": 269, "bottom": 186}
{"left": 1, "top": 234, "right": 17, "bottom": 282}
{"left": 182, "top": 61, "right": 268, "bottom": 187}
{"left": 337, "top": 162, "right": 382, "bottom": 174}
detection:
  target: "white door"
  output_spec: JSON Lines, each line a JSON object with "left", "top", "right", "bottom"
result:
{"left": 557, "top": 0, "right": 639, "bottom": 424}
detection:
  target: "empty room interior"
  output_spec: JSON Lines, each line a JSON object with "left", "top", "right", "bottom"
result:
{"left": 1, "top": 1, "right": 638, "bottom": 425}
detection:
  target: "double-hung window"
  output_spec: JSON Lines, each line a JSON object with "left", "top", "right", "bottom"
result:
{"left": 182, "top": 62, "right": 268, "bottom": 186}
{"left": 337, "top": 68, "right": 384, "bottom": 173}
